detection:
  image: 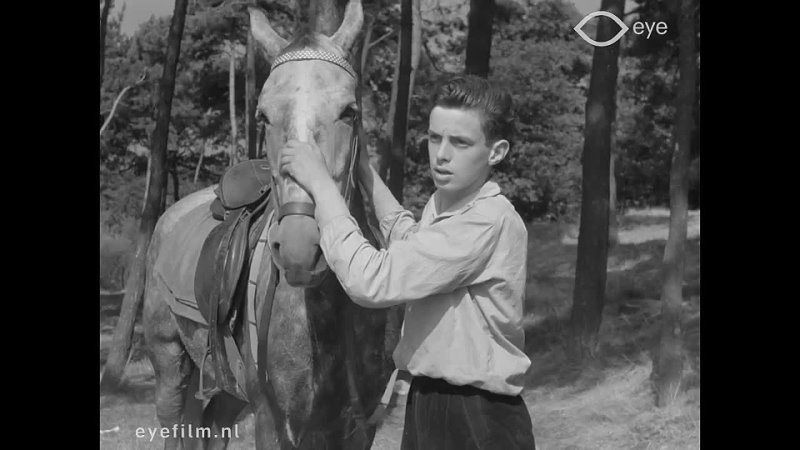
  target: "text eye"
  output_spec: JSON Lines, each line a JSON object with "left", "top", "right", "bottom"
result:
{"left": 573, "top": 11, "right": 629, "bottom": 47}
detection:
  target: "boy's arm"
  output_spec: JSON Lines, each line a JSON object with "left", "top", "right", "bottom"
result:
{"left": 318, "top": 210, "right": 499, "bottom": 308}
{"left": 358, "top": 159, "right": 418, "bottom": 243}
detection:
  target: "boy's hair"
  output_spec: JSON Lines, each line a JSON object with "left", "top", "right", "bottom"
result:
{"left": 432, "top": 75, "right": 515, "bottom": 144}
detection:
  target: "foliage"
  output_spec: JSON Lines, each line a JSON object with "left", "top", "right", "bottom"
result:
{"left": 614, "top": 0, "right": 701, "bottom": 208}
{"left": 392, "top": 0, "right": 590, "bottom": 220}
{"left": 99, "top": 0, "right": 699, "bottom": 229}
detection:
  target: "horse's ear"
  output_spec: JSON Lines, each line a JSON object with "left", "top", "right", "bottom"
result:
{"left": 331, "top": 0, "right": 363, "bottom": 53}
{"left": 248, "top": 6, "right": 288, "bottom": 61}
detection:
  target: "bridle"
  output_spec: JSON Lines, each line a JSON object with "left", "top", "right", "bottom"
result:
{"left": 258, "top": 48, "right": 362, "bottom": 224}
{"left": 254, "top": 47, "right": 372, "bottom": 441}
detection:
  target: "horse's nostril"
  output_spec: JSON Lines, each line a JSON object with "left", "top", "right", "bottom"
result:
{"left": 272, "top": 242, "right": 281, "bottom": 256}
{"left": 312, "top": 245, "right": 327, "bottom": 271}
{"left": 313, "top": 245, "right": 322, "bottom": 265}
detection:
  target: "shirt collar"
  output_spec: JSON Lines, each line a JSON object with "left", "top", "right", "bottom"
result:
{"left": 430, "top": 181, "right": 502, "bottom": 221}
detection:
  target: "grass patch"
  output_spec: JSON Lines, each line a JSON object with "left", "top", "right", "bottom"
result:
{"left": 522, "top": 210, "right": 700, "bottom": 449}
{"left": 527, "top": 361, "right": 700, "bottom": 450}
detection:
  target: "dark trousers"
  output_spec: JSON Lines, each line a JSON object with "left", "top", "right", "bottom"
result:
{"left": 401, "top": 376, "right": 536, "bottom": 450}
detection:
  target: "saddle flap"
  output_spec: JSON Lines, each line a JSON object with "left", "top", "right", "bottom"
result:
{"left": 217, "top": 159, "right": 272, "bottom": 210}
{"left": 194, "top": 221, "right": 229, "bottom": 322}
{"left": 218, "top": 211, "right": 252, "bottom": 320}
{"left": 195, "top": 207, "right": 244, "bottom": 322}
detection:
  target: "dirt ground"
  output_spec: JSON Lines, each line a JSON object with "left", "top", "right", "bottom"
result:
{"left": 100, "top": 209, "right": 700, "bottom": 449}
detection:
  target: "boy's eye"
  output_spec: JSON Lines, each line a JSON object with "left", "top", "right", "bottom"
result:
{"left": 429, "top": 135, "right": 442, "bottom": 143}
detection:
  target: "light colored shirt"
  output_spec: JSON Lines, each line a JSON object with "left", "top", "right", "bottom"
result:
{"left": 319, "top": 181, "right": 531, "bottom": 396}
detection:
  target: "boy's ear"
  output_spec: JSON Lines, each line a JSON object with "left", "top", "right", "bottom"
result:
{"left": 488, "top": 139, "right": 510, "bottom": 166}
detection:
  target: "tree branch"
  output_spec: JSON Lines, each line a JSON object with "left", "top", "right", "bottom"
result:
{"left": 422, "top": 40, "right": 453, "bottom": 74}
{"left": 177, "top": 160, "right": 222, "bottom": 179}
{"left": 368, "top": 30, "right": 395, "bottom": 50}
{"left": 100, "top": 70, "right": 148, "bottom": 137}
{"left": 228, "top": 0, "right": 295, "bottom": 20}
{"left": 624, "top": 7, "right": 642, "bottom": 18}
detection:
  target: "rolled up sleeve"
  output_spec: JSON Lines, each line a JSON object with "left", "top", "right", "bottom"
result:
{"left": 319, "top": 212, "right": 499, "bottom": 308}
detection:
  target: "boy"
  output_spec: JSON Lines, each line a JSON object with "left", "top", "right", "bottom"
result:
{"left": 280, "top": 75, "right": 535, "bottom": 449}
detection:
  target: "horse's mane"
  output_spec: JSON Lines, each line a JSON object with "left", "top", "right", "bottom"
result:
{"left": 281, "top": 32, "right": 324, "bottom": 54}
{"left": 278, "top": 31, "right": 357, "bottom": 67}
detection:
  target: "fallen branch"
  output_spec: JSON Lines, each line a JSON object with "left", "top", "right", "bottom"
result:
{"left": 100, "top": 70, "right": 148, "bottom": 137}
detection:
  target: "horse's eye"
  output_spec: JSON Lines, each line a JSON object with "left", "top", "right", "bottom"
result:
{"left": 339, "top": 106, "right": 357, "bottom": 122}
{"left": 256, "top": 111, "right": 270, "bottom": 125}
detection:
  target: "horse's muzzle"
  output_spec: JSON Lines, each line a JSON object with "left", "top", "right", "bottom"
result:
{"left": 269, "top": 215, "right": 329, "bottom": 287}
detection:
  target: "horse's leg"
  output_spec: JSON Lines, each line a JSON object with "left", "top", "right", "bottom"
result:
{"left": 201, "top": 392, "right": 247, "bottom": 450}
{"left": 181, "top": 368, "right": 207, "bottom": 450}
{"left": 241, "top": 308, "right": 281, "bottom": 449}
{"left": 144, "top": 270, "right": 196, "bottom": 450}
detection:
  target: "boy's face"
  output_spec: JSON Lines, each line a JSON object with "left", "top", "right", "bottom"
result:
{"left": 427, "top": 106, "right": 509, "bottom": 198}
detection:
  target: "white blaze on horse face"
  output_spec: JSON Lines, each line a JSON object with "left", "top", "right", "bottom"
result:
{"left": 258, "top": 56, "right": 357, "bottom": 205}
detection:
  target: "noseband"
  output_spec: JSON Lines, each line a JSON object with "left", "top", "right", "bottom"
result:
{"left": 259, "top": 49, "right": 361, "bottom": 223}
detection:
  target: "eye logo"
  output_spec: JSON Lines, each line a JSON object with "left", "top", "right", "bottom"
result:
{"left": 574, "top": 11, "right": 629, "bottom": 47}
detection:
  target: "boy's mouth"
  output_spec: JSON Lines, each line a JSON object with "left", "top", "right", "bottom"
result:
{"left": 433, "top": 167, "right": 452, "bottom": 176}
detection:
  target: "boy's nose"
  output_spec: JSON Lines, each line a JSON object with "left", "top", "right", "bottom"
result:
{"left": 435, "top": 141, "right": 452, "bottom": 162}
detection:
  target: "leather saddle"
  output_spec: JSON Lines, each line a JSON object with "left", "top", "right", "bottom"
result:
{"left": 194, "top": 159, "right": 274, "bottom": 399}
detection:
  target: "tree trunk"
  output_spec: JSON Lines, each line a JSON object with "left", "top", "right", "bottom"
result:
{"left": 357, "top": 16, "right": 384, "bottom": 173}
{"left": 359, "top": 14, "right": 375, "bottom": 78}
{"left": 246, "top": 10, "right": 259, "bottom": 160}
{"left": 382, "top": 0, "right": 421, "bottom": 200}
{"left": 609, "top": 130, "right": 618, "bottom": 248}
{"left": 464, "top": 0, "right": 494, "bottom": 77}
{"left": 194, "top": 138, "right": 206, "bottom": 184}
{"left": 654, "top": 0, "right": 695, "bottom": 407}
{"left": 101, "top": 0, "right": 190, "bottom": 392}
{"left": 100, "top": 0, "right": 114, "bottom": 93}
{"left": 142, "top": 156, "right": 151, "bottom": 215}
{"left": 569, "top": 0, "right": 624, "bottom": 361}
{"left": 229, "top": 40, "right": 238, "bottom": 167}
{"left": 161, "top": 169, "right": 169, "bottom": 212}
{"left": 171, "top": 156, "right": 180, "bottom": 203}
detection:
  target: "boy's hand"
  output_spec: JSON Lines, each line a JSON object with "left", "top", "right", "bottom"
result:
{"left": 279, "top": 140, "right": 334, "bottom": 196}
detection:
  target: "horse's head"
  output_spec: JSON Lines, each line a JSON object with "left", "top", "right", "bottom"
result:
{"left": 248, "top": 1, "right": 363, "bottom": 288}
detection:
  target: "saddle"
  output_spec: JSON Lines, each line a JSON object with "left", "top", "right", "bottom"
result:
{"left": 194, "top": 159, "right": 275, "bottom": 400}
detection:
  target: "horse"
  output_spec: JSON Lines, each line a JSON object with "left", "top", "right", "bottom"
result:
{"left": 142, "top": 1, "right": 394, "bottom": 448}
